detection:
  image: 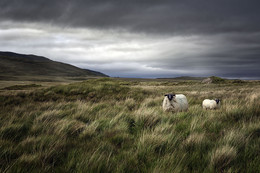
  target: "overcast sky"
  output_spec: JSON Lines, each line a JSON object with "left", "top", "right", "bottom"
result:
{"left": 1, "top": 0, "right": 260, "bottom": 78}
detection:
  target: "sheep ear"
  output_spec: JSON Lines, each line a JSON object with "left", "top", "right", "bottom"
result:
{"left": 164, "top": 94, "right": 168, "bottom": 96}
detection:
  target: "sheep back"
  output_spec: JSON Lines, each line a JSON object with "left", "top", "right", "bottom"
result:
{"left": 202, "top": 99, "right": 220, "bottom": 110}
{"left": 162, "top": 94, "right": 188, "bottom": 112}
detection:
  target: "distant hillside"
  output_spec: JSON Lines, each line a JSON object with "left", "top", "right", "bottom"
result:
{"left": 202, "top": 76, "right": 247, "bottom": 84}
{"left": 0, "top": 51, "right": 108, "bottom": 80}
{"left": 157, "top": 76, "right": 206, "bottom": 81}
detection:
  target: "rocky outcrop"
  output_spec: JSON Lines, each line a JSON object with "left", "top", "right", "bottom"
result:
{"left": 202, "top": 77, "right": 213, "bottom": 84}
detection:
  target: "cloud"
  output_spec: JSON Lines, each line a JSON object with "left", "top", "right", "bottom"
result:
{"left": 0, "top": 1, "right": 260, "bottom": 78}
{"left": 1, "top": 0, "right": 260, "bottom": 35}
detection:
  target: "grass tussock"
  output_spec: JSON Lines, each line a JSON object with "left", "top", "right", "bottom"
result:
{"left": 210, "top": 145, "right": 237, "bottom": 171}
{"left": 0, "top": 78, "right": 260, "bottom": 172}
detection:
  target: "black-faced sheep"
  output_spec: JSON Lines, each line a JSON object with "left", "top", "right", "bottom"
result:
{"left": 162, "top": 94, "right": 188, "bottom": 112}
{"left": 202, "top": 99, "right": 220, "bottom": 110}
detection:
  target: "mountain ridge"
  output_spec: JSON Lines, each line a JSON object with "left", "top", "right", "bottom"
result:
{"left": 0, "top": 51, "right": 108, "bottom": 79}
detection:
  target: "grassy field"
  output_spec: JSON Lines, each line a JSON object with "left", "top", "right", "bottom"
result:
{"left": 0, "top": 78, "right": 260, "bottom": 172}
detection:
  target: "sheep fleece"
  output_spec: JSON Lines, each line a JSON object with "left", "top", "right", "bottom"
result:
{"left": 162, "top": 94, "right": 188, "bottom": 112}
{"left": 202, "top": 99, "right": 219, "bottom": 110}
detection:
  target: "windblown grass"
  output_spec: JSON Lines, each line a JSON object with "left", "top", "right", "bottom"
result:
{"left": 3, "top": 84, "right": 42, "bottom": 90}
{"left": 0, "top": 78, "right": 260, "bottom": 172}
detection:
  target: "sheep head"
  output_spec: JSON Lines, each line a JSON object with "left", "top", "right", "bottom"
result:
{"left": 165, "top": 94, "right": 175, "bottom": 101}
{"left": 215, "top": 99, "right": 220, "bottom": 104}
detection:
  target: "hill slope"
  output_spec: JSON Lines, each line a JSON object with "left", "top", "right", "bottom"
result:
{"left": 0, "top": 51, "right": 108, "bottom": 79}
{"left": 157, "top": 76, "right": 206, "bottom": 81}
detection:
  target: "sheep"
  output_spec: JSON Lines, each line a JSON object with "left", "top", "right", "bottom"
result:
{"left": 202, "top": 99, "right": 221, "bottom": 110}
{"left": 162, "top": 94, "right": 189, "bottom": 112}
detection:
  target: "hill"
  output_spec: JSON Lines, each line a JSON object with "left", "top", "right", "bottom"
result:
{"left": 157, "top": 76, "right": 206, "bottom": 81}
{"left": 201, "top": 76, "right": 248, "bottom": 84}
{"left": 0, "top": 51, "right": 108, "bottom": 80}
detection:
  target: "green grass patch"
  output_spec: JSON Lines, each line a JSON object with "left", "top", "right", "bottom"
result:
{"left": 3, "top": 84, "right": 42, "bottom": 90}
{"left": 0, "top": 78, "right": 259, "bottom": 172}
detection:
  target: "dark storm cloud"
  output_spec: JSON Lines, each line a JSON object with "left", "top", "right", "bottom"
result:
{"left": 148, "top": 36, "right": 260, "bottom": 78}
{"left": 1, "top": 0, "right": 260, "bottom": 35}
{"left": 1, "top": 0, "right": 260, "bottom": 78}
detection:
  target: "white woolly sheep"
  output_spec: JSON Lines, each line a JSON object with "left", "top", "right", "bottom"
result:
{"left": 162, "top": 94, "right": 189, "bottom": 112}
{"left": 202, "top": 99, "right": 220, "bottom": 110}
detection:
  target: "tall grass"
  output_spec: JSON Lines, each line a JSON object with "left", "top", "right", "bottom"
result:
{"left": 0, "top": 78, "right": 260, "bottom": 172}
